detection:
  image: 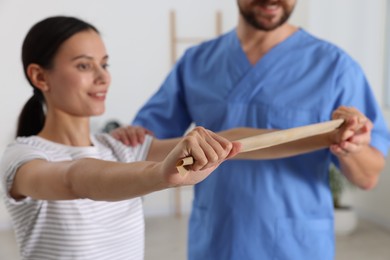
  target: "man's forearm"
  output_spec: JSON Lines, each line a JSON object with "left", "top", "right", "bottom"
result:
{"left": 338, "top": 146, "right": 385, "bottom": 190}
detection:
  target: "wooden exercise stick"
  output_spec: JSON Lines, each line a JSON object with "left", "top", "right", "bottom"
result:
{"left": 176, "top": 119, "right": 344, "bottom": 175}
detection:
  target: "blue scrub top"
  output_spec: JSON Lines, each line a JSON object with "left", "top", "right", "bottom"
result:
{"left": 133, "top": 29, "right": 390, "bottom": 260}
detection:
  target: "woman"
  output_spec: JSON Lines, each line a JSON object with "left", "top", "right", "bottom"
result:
{"left": 0, "top": 16, "right": 366, "bottom": 260}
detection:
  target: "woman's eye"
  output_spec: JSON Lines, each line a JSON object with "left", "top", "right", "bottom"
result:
{"left": 77, "top": 63, "right": 91, "bottom": 70}
{"left": 102, "top": 63, "right": 110, "bottom": 70}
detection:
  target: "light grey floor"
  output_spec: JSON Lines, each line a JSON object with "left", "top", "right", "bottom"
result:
{"left": 1, "top": 217, "right": 390, "bottom": 260}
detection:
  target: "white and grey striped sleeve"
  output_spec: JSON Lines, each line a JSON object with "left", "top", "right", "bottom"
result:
{"left": 0, "top": 142, "right": 49, "bottom": 204}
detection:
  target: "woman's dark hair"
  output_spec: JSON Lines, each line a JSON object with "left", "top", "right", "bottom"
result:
{"left": 17, "top": 16, "right": 99, "bottom": 137}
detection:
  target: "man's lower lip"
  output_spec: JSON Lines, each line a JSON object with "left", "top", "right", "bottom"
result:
{"left": 258, "top": 5, "right": 280, "bottom": 14}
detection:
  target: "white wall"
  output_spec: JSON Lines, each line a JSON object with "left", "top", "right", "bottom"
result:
{"left": 0, "top": 0, "right": 390, "bottom": 227}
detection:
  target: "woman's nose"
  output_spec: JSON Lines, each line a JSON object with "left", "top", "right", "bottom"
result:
{"left": 94, "top": 66, "right": 110, "bottom": 85}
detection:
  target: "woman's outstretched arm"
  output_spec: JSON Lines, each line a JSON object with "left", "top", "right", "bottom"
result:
{"left": 10, "top": 127, "right": 239, "bottom": 202}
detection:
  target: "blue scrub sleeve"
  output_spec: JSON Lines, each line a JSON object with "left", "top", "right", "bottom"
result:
{"left": 132, "top": 57, "right": 192, "bottom": 139}
{"left": 331, "top": 62, "right": 390, "bottom": 167}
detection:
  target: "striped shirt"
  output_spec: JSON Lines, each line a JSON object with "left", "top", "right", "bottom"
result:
{"left": 0, "top": 133, "right": 153, "bottom": 260}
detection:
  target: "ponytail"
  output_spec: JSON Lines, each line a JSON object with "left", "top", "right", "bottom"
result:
{"left": 16, "top": 90, "right": 45, "bottom": 137}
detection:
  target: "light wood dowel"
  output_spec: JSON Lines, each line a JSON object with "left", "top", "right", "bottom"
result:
{"left": 176, "top": 119, "right": 344, "bottom": 175}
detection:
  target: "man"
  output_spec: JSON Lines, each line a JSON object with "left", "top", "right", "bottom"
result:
{"left": 116, "top": 0, "right": 390, "bottom": 259}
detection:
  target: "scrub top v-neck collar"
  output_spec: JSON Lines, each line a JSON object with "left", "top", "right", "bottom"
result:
{"left": 228, "top": 28, "right": 303, "bottom": 73}
{"left": 225, "top": 28, "right": 303, "bottom": 102}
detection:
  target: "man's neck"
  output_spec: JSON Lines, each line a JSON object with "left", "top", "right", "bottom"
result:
{"left": 236, "top": 18, "right": 298, "bottom": 65}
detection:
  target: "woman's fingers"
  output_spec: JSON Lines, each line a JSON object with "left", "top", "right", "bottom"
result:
{"left": 185, "top": 127, "right": 234, "bottom": 171}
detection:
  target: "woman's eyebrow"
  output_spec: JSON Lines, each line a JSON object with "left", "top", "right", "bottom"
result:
{"left": 71, "top": 54, "right": 109, "bottom": 61}
{"left": 71, "top": 55, "right": 93, "bottom": 61}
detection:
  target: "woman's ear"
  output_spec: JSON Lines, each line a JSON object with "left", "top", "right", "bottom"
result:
{"left": 27, "top": 64, "right": 50, "bottom": 92}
